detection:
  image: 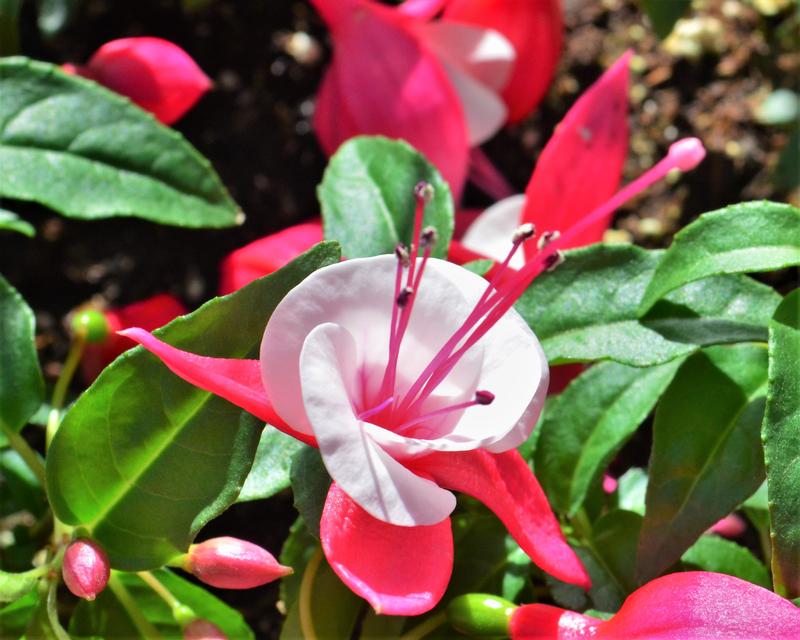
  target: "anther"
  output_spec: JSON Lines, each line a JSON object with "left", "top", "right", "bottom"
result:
{"left": 397, "top": 286, "right": 414, "bottom": 307}
{"left": 537, "top": 230, "right": 561, "bottom": 250}
{"left": 543, "top": 250, "right": 565, "bottom": 272}
{"left": 395, "top": 243, "right": 410, "bottom": 267}
{"left": 513, "top": 223, "right": 536, "bottom": 244}
{"left": 420, "top": 226, "right": 438, "bottom": 248}
{"left": 414, "top": 181, "right": 434, "bottom": 203}
{"left": 474, "top": 390, "right": 495, "bottom": 405}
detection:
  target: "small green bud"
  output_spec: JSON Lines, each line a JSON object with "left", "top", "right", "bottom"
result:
{"left": 70, "top": 308, "right": 111, "bottom": 343}
{"left": 172, "top": 603, "right": 197, "bottom": 627}
{"left": 447, "top": 593, "right": 517, "bottom": 638}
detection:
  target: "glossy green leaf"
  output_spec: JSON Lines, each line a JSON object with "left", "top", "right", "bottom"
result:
{"left": 0, "top": 208, "right": 34, "bottom": 236}
{"left": 237, "top": 428, "right": 305, "bottom": 503}
{"left": 588, "top": 510, "right": 642, "bottom": 600}
{"left": 289, "top": 447, "right": 331, "bottom": 539}
{"left": 319, "top": 136, "right": 454, "bottom": 259}
{"left": 0, "top": 568, "right": 40, "bottom": 603}
{"left": 640, "top": 0, "right": 691, "bottom": 38}
{"left": 517, "top": 244, "right": 776, "bottom": 367}
{"left": 46, "top": 243, "right": 340, "bottom": 570}
{"left": 616, "top": 468, "right": 648, "bottom": 515}
{"left": 682, "top": 535, "right": 770, "bottom": 588}
{"left": 0, "top": 58, "right": 240, "bottom": 228}
{"left": 763, "top": 289, "right": 800, "bottom": 597}
{"left": 639, "top": 202, "right": 800, "bottom": 314}
{"left": 0, "top": 449, "right": 46, "bottom": 518}
{"left": 0, "top": 590, "right": 39, "bottom": 638}
{"left": 637, "top": 345, "right": 768, "bottom": 583}
{"left": 70, "top": 569, "right": 253, "bottom": 639}
{"left": 0, "top": 274, "right": 43, "bottom": 433}
{"left": 535, "top": 359, "right": 683, "bottom": 516}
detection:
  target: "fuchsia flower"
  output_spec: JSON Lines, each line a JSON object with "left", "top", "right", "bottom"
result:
{"left": 117, "top": 180, "right": 667, "bottom": 614}
{"left": 218, "top": 221, "right": 324, "bottom": 295}
{"left": 81, "top": 294, "right": 187, "bottom": 382}
{"left": 457, "top": 51, "right": 705, "bottom": 269}
{"left": 311, "top": 0, "right": 520, "bottom": 197}
{"left": 707, "top": 513, "right": 746, "bottom": 538}
{"left": 63, "top": 37, "right": 211, "bottom": 125}
{"left": 62, "top": 539, "right": 110, "bottom": 601}
{"left": 182, "top": 537, "right": 292, "bottom": 589}
{"left": 509, "top": 572, "right": 800, "bottom": 639}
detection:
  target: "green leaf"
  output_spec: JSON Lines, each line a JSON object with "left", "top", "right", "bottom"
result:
{"left": 0, "top": 58, "right": 240, "bottom": 228}
{"left": 289, "top": 447, "right": 331, "bottom": 539}
{"left": 0, "top": 568, "right": 40, "bottom": 603}
{"left": 0, "top": 274, "right": 44, "bottom": 433}
{"left": 587, "top": 510, "right": 643, "bottom": 600}
{"left": 279, "top": 517, "right": 318, "bottom": 611}
{"left": 0, "top": 0, "right": 21, "bottom": 56}
{"left": 535, "top": 359, "right": 683, "bottom": 516}
{"left": 616, "top": 468, "right": 648, "bottom": 515}
{"left": 237, "top": 428, "right": 305, "bottom": 503}
{"left": 640, "top": 0, "right": 691, "bottom": 39}
{"left": 639, "top": 202, "right": 800, "bottom": 314}
{"left": 517, "top": 244, "right": 775, "bottom": 367}
{"left": 763, "top": 289, "right": 800, "bottom": 597}
{"left": 461, "top": 259, "right": 494, "bottom": 276}
{"left": 46, "top": 243, "right": 340, "bottom": 570}
{"left": 682, "top": 535, "right": 771, "bottom": 588}
{"left": 0, "top": 208, "right": 34, "bottom": 236}
{"left": 0, "top": 449, "right": 46, "bottom": 518}
{"left": 0, "top": 590, "right": 39, "bottom": 638}
{"left": 774, "top": 130, "right": 799, "bottom": 191}
{"left": 70, "top": 569, "right": 254, "bottom": 639}
{"left": 319, "top": 136, "right": 454, "bottom": 259}
{"left": 637, "top": 344, "right": 768, "bottom": 583}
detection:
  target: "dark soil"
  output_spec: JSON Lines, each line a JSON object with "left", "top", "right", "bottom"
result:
{"left": 1, "top": 0, "right": 797, "bottom": 637}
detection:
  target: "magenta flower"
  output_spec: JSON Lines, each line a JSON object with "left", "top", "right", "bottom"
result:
{"left": 458, "top": 51, "right": 705, "bottom": 267}
{"left": 311, "top": 0, "right": 519, "bottom": 197}
{"left": 64, "top": 37, "right": 211, "bottom": 125}
{"left": 182, "top": 536, "right": 292, "bottom": 589}
{"left": 218, "top": 221, "right": 324, "bottom": 295}
{"left": 509, "top": 572, "right": 800, "bottom": 639}
{"left": 119, "top": 187, "right": 615, "bottom": 614}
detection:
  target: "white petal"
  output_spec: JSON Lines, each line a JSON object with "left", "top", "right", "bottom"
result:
{"left": 461, "top": 194, "right": 527, "bottom": 268}
{"left": 300, "top": 322, "right": 456, "bottom": 526}
{"left": 441, "top": 60, "right": 508, "bottom": 145}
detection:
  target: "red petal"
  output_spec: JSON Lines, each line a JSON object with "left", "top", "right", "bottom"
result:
{"left": 86, "top": 37, "right": 211, "bottom": 124}
{"left": 311, "top": 0, "right": 469, "bottom": 197}
{"left": 397, "top": 0, "right": 448, "bottom": 19}
{"left": 320, "top": 483, "right": 453, "bottom": 615}
{"left": 443, "top": 0, "right": 562, "bottom": 122}
{"left": 599, "top": 572, "right": 800, "bottom": 639}
{"left": 510, "top": 604, "right": 602, "bottom": 640}
{"left": 120, "top": 328, "right": 314, "bottom": 446}
{"left": 218, "top": 221, "right": 324, "bottom": 295}
{"left": 410, "top": 450, "right": 590, "bottom": 589}
{"left": 521, "top": 51, "right": 631, "bottom": 256}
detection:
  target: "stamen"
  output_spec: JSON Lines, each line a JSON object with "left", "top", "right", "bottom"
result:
{"left": 394, "top": 243, "right": 410, "bottom": 267}
{"left": 537, "top": 230, "right": 560, "bottom": 250}
{"left": 396, "top": 286, "right": 414, "bottom": 307}
{"left": 420, "top": 226, "right": 438, "bottom": 248}
{"left": 358, "top": 396, "right": 395, "bottom": 421}
{"left": 543, "top": 250, "right": 565, "bottom": 272}
{"left": 513, "top": 223, "right": 536, "bottom": 243}
{"left": 394, "top": 390, "right": 495, "bottom": 435}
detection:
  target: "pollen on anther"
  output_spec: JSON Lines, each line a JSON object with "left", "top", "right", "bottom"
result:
{"left": 420, "top": 226, "right": 438, "bottom": 248}
{"left": 397, "top": 286, "right": 414, "bottom": 307}
{"left": 513, "top": 223, "right": 536, "bottom": 243}
{"left": 537, "top": 230, "right": 561, "bottom": 250}
{"left": 475, "top": 390, "right": 495, "bottom": 405}
{"left": 414, "top": 181, "right": 434, "bottom": 203}
{"left": 395, "top": 243, "right": 410, "bottom": 266}
{"left": 543, "top": 250, "right": 565, "bottom": 272}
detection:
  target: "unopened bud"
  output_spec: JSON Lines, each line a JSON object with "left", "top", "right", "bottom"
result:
{"left": 420, "top": 226, "right": 438, "bottom": 248}
{"left": 543, "top": 250, "right": 565, "bottom": 272}
{"left": 668, "top": 137, "right": 706, "bottom": 171}
{"left": 537, "top": 230, "right": 560, "bottom": 251}
{"left": 475, "top": 390, "right": 495, "bottom": 405}
{"left": 62, "top": 539, "right": 110, "bottom": 601}
{"left": 395, "top": 243, "right": 410, "bottom": 267}
{"left": 447, "top": 594, "right": 517, "bottom": 637}
{"left": 70, "top": 308, "right": 111, "bottom": 344}
{"left": 183, "top": 619, "right": 227, "bottom": 640}
{"left": 414, "top": 181, "right": 434, "bottom": 203}
{"left": 184, "top": 537, "right": 292, "bottom": 589}
{"left": 397, "top": 286, "right": 414, "bottom": 307}
{"left": 513, "top": 223, "right": 536, "bottom": 244}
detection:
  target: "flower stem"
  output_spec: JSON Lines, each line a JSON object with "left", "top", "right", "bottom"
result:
{"left": 108, "top": 573, "right": 163, "bottom": 639}
{"left": 0, "top": 418, "right": 45, "bottom": 487}
{"left": 299, "top": 548, "right": 323, "bottom": 640}
{"left": 397, "top": 612, "right": 447, "bottom": 640}
{"left": 45, "top": 578, "right": 70, "bottom": 640}
{"left": 46, "top": 333, "right": 86, "bottom": 448}
{"left": 137, "top": 571, "right": 179, "bottom": 609}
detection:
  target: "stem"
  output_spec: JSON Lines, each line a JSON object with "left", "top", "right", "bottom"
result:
{"left": 299, "top": 548, "right": 323, "bottom": 640}
{"left": 0, "top": 419, "right": 46, "bottom": 486}
{"left": 46, "top": 579, "right": 71, "bottom": 640}
{"left": 46, "top": 334, "right": 86, "bottom": 448}
{"left": 108, "top": 573, "right": 163, "bottom": 639}
{"left": 137, "top": 571, "right": 179, "bottom": 609}
{"left": 397, "top": 612, "right": 447, "bottom": 640}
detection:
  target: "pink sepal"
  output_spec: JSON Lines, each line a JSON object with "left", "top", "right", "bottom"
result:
{"left": 119, "top": 328, "right": 315, "bottom": 446}
{"left": 521, "top": 51, "right": 632, "bottom": 257}
{"left": 320, "top": 483, "right": 453, "bottom": 615}
{"left": 410, "top": 450, "right": 591, "bottom": 589}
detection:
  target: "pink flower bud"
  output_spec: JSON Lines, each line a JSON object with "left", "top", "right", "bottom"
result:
{"left": 62, "top": 539, "right": 110, "bottom": 601}
{"left": 185, "top": 537, "right": 292, "bottom": 589}
{"left": 183, "top": 619, "right": 227, "bottom": 640}
{"left": 707, "top": 513, "right": 746, "bottom": 539}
